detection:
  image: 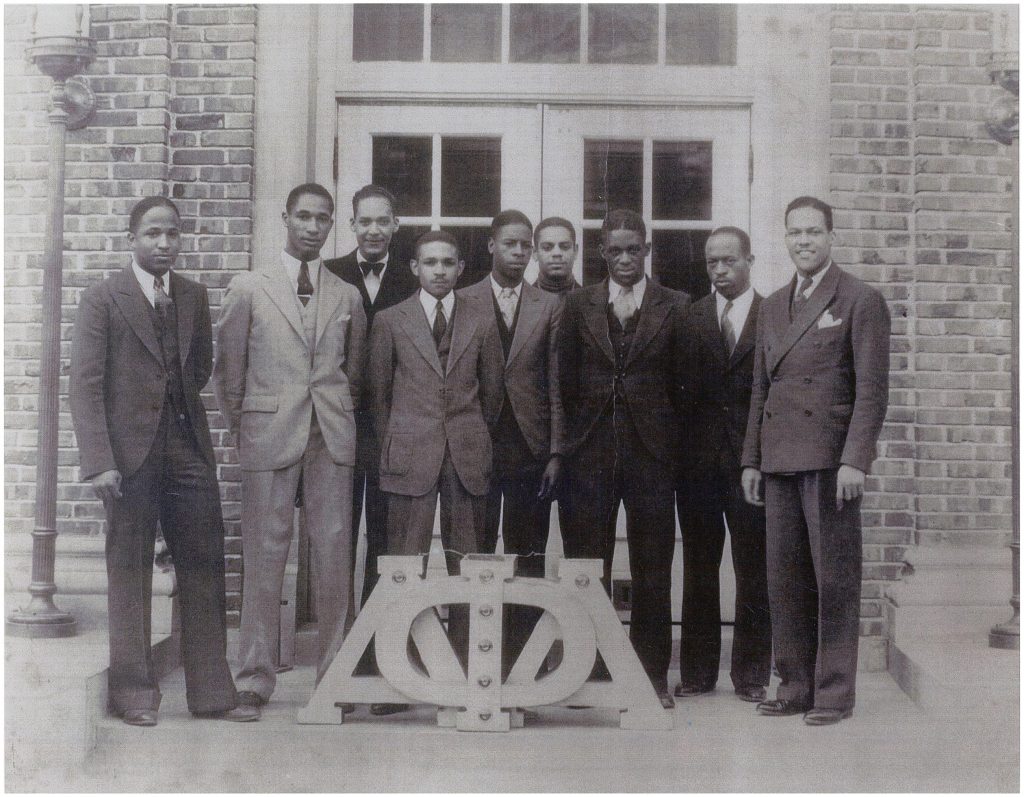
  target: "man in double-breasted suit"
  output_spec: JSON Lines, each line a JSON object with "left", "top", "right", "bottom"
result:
{"left": 368, "top": 230, "right": 502, "bottom": 712}
{"left": 214, "top": 183, "right": 366, "bottom": 708}
{"left": 70, "top": 197, "right": 257, "bottom": 725}
{"left": 676, "top": 226, "right": 772, "bottom": 703}
{"left": 742, "top": 196, "right": 890, "bottom": 726}
{"left": 459, "top": 209, "right": 565, "bottom": 678}
{"left": 558, "top": 209, "right": 690, "bottom": 709}
{"left": 324, "top": 185, "right": 418, "bottom": 609}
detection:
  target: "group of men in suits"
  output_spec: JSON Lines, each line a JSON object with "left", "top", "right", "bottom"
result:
{"left": 70, "top": 182, "right": 889, "bottom": 728}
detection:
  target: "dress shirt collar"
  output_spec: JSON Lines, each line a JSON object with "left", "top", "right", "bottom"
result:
{"left": 608, "top": 275, "right": 646, "bottom": 308}
{"left": 131, "top": 258, "right": 171, "bottom": 307}
{"left": 281, "top": 250, "right": 321, "bottom": 291}
{"left": 797, "top": 259, "right": 832, "bottom": 299}
{"left": 714, "top": 284, "right": 754, "bottom": 330}
{"left": 357, "top": 250, "right": 389, "bottom": 277}
{"left": 489, "top": 275, "right": 522, "bottom": 301}
{"left": 419, "top": 288, "right": 455, "bottom": 323}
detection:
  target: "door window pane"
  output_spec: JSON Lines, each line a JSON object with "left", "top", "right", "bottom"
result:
{"left": 353, "top": 4, "right": 424, "bottom": 62}
{"left": 588, "top": 4, "right": 657, "bottom": 64}
{"left": 652, "top": 141, "right": 712, "bottom": 221}
{"left": 510, "top": 4, "right": 580, "bottom": 63}
{"left": 441, "top": 138, "right": 501, "bottom": 217}
{"left": 652, "top": 229, "right": 712, "bottom": 298}
{"left": 431, "top": 4, "right": 501, "bottom": 63}
{"left": 666, "top": 5, "right": 737, "bottom": 66}
{"left": 584, "top": 140, "right": 642, "bottom": 220}
{"left": 443, "top": 226, "right": 493, "bottom": 288}
{"left": 581, "top": 228, "right": 607, "bottom": 286}
{"left": 371, "top": 136, "right": 432, "bottom": 217}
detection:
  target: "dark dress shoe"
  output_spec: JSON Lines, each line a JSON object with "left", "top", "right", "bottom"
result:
{"left": 803, "top": 707, "right": 852, "bottom": 725}
{"left": 656, "top": 690, "right": 676, "bottom": 710}
{"left": 122, "top": 709, "right": 158, "bottom": 727}
{"left": 756, "top": 698, "right": 811, "bottom": 716}
{"left": 236, "top": 690, "right": 267, "bottom": 707}
{"left": 674, "top": 682, "right": 715, "bottom": 698}
{"left": 334, "top": 702, "right": 356, "bottom": 714}
{"left": 735, "top": 685, "right": 767, "bottom": 703}
{"left": 370, "top": 702, "right": 409, "bottom": 716}
{"left": 193, "top": 705, "right": 261, "bottom": 722}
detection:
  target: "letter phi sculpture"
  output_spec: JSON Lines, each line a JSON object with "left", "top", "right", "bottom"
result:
{"left": 297, "top": 555, "right": 673, "bottom": 731}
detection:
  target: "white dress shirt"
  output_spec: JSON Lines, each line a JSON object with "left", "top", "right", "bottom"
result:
{"left": 357, "top": 251, "right": 389, "bottom": 304}
{"left": 418, "top": 288, "right": 455, "bottom": 328}
{"left": 281, "top": 251, "right": 321, "bottom": 303}
{"left": 609, "top": 275, "right": 647, "bottom": 308}
{"left": 796, "top": 260, "right": 833, "bottom": 300}
{"left": 715, "top": 284, "right": 755, "bottom": 337}
{"left": 132, "top": 259, "right": 170, "bottom": 307}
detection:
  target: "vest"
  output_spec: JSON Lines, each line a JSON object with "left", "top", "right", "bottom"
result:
{"left": 146, "top": 296, "right": 188, "bottom": 422}
{"left": 490, "top": 291, "right": 533, "bottom": 468}
{"left": 436, "top": 301, "right": 455, "bottom": 374}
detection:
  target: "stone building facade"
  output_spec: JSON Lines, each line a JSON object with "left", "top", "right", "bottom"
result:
{"left": 4, "top": 4, "right": 1015, "bottom": 669}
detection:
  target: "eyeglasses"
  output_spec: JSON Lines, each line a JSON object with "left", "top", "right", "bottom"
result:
{"left": 602, "top": 245, "right": 645, "bottom": 258}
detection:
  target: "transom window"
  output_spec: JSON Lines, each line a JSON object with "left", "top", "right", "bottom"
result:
{"left": 352, "top": 3, "right": 737, "bottom": 66}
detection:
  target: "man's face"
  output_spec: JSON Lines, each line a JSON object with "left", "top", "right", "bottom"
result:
{"left": 601, "top": 228, "right": 650, "bottom": 288}
{"left": 784, "top": 206, "right": 834, "bottom": 276}
{"left": 128, "top": 206, "right": 181, "bottom": 277}
{"left": 282, "top": 192, "right": 334, "bottom": 261}
{"left": 488, "top": 223, "right": 533, "bottom": 286}
{"left": 350, "top": 195, "right": 398, "bottom": 261}
{"left": 534, "top": 225, "right": 578, "bottom": 281}
{"left": 412, "top": 241, "right": 464, "bottom": 299}
{"left": 705, "top": 233, "right": 753, "bottom": 301}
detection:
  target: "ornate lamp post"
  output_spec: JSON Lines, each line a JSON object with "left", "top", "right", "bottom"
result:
{"left": 986, "top": 6, "right": 1019, "bottom": 651}
{"left": 7, "top": 6, "right": 96, "bottom": 638}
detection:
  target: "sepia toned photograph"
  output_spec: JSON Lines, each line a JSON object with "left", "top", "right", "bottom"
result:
{"left": 4, "top": 2, "right": 1020, "bottom": 792}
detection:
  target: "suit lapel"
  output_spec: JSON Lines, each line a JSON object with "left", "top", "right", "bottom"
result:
{"left": 583, "top": 281, "right": 615, "bottom": 365}
{"left": 110, "top": 266, "right": 163, "bottom": 365}
{"left": 695, "top": 296, "right": 728, "bottom": 372}
{"left": 169, "top": 272, "right": 196, "bottom": 365}
{"left": 259, "top": 259, "right": 307, "bottom": 347}
{"left": 768, "top": 267, "right": 840, "bottom": 373}
{"left": 446, "top": 296, "right": 478, "bottom": 374}
{"left": 314, "top": 268, "right": 344, "bottom": 350}
{"left": 726, "top": 292, "right": 760, "bottom": 372}
{"left": 507, "top": 284, "right": 542, "bottom": 367}
{"left": 625, "top": 283, "right": 672, "bottom": 368}
{"left": 399, "top": 298, "right": 444, "bottom": 378}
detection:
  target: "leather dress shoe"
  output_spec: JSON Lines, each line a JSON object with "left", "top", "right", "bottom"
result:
{"left": 121, "top": 709, "right": 158, "bottom": 727}
{"left": 193, "top": 705, "right": 261, "bottom": 722}
{"left": 735, "top": 685, "right": 768, "bottom": 703}
{"left": 674, "top": 682, "right": 715, "bottom": 698}
{"left": 334, "top": 702, "right": 356, "bottom": 715}
{"left": 370, "top": 702, "right": 409, "bottom": 716}
{"left": 756, "top": 698, "right": 811, "bottom": 716}
{"left": 656, "top": 690, "right": 676, "bottom": 710}
{"left": 803, "top": 707, "right": 852, "bottom": 726}
{"left": 236, "top": 690, "right": 267, "bottom": 707}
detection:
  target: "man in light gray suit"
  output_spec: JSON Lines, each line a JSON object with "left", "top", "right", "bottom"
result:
{"left": 214, "top": 183, "right": 367, "bottom": 708}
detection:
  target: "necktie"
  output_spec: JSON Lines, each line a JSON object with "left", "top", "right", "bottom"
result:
{"left": 153, "top": 275, "right": 173, "bottom": 321}
{"left": 611, "top": 286, "right": 636, "bottom": 328}
{"left": 721, "top": 300, "right": 736, "bottom": 355}
{"left": 360, "top": 261, "right": 384, "bottom": 278}
{"left": 432, "top": 300, "right": 447, "bottom": 347}
{"left": 791, "top": 275, "right": 813, "bottom": 317}
{"left": 498, "top": 287, "right": 517, "bottom": 328}
{"left": 297, "top": 260, "right": 314, "bottom": 307}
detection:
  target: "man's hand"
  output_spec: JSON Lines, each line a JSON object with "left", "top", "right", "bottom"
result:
{"left": 537, "top": 455, "right": 563, "bottom": 500}
{"left": 741, "top": 467, "right": 764, "bottom": 507}
{"left": 836, "top": 464, "right": 865, "bottom": 509}
{"left": 90, "top": 469, "right": 123, "bottom": 504}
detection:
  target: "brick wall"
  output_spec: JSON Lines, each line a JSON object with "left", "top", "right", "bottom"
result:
{"left": 3, "top": 4, "right": 256, "bottom": 624}
{"left": 829, "top": 4, "right": 1014, "bottom": 644}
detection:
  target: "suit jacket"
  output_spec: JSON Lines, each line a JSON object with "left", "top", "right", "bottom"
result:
{"left": 558, "top": 279, "right": 690, "bottom": 464}
{"left": 679, "top": 291, "right": 762, "bottom": 476}
{"left": 458, "top": 277, "right": 566, "bottom": 461}
{"left": 368, "top": 294, "right": 503, "bottom": 497}
{"left": 323, "top": 248, "right": 419, "bottom": 330}
{"left": 741, "top": 264, "right": 890, "bottom": 475}
{"left": 70, "top": 266, "right": 216, "bottom": 481}
{"left": 213, "top": 259, "right": 367, "bottom": 472}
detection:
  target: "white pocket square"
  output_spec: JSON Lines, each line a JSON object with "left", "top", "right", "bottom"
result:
{"left": 817, "top": 311, "right": 843, "bottom": 329}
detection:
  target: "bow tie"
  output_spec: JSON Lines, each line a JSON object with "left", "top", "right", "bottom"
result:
{"left": 360, "top": 261, "right": 384, "bottom": 278}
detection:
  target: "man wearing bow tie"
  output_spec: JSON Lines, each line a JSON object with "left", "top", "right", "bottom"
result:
{"left": 324, "top": 186, "right": 417, "bottom": 614}
{"left": 742, "top": 196, "right": 890, "bottom": 725}
{"left": 214, "top": 183, "right": 367, "bottom": 709}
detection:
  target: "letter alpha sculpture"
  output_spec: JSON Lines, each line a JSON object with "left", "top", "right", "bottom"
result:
{"left": 297, "top": 555, "right": 673, "bottom": 731}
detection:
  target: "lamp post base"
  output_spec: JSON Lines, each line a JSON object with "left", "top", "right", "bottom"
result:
{"left": 988, "top": 619, "right": 1020, "bottom": 651}
{"left": 6, "top": 608, "right": 78, "bottom": 638}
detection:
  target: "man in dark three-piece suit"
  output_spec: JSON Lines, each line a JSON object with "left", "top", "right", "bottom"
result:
{"left": 324, "top": 185, "right": 417, "bottom": 610}
{"left": 676, "top": 226, "right": 772, "bottom": 704}
{"left": 459, "top": 209, "right": 565, "bottom": 679}
{"left": 742, "top": 196, "right": 890, "bottom": 726}
{"left": 70, "top": 197, "right": 257, "bottom": 726}
{"left": 558, "top": 209, "right": 689, "bottom": 710}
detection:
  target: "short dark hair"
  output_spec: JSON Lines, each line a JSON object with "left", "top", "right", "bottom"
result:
{"left": 601, "top": 209, "right": 646, "bottom": 240}
{"left": 128, "top": 196, "right": 179, "bottom": 234}
{"left": 708, "top": 226, "right": 752, "bottom": 257}
{"left": 285, "top": 182, "right": 335, "bottom": 215}
{"left": 784, "top": 196, "right": 833, "bottom": 232}
{"left": 534, "top": 216, "right": 577, "bottom": 246}
{"left": 351, "top": 184, "right": 397, "bottom": 218}
{"left": 490, "top": 209, "right": 533, "bottom": 238}
{"left": 414, "top": 230, "right": 460, "bottom": 260}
